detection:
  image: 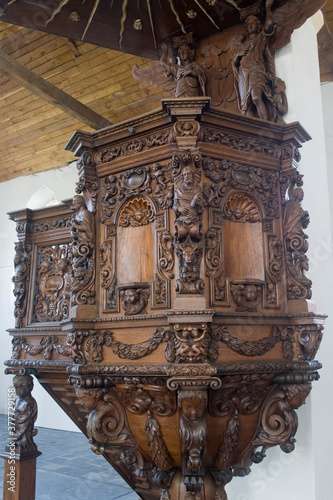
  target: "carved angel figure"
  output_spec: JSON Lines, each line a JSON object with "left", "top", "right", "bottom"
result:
{"left": 231, "top": 0, "right": 325, "bottom": 121}
{"left": 133, "top": 0, "right": 324, "bottom": 122}
{"left": 133, "top": 33, "right": 206, "bottom": 99}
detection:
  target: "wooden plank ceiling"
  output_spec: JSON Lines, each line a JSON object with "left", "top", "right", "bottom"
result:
{"left": 0, "top": 0, "right": 331, "bottom": 183}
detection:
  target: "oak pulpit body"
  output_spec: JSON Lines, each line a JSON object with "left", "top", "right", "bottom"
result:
{"left": 5, "top": 96, "right": 324, "bottom": 500}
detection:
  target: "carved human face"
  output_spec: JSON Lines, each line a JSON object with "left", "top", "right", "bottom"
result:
{"left": 73, "top": 195, "right": 84, "bottom": 211}
{"left": 181, "top": 397, "right": 206, "bottom": 421}
{"left": 178, "top": 44, "right": 194, "bottom": 65}
{"left": 245, "top": 15, "right": 260, "bottom": 35}
{"left": 182, "top": 167, "right": 194, "bottom": 188}
{"left": 13, "top": 376, "right": 32, "bottom": 398}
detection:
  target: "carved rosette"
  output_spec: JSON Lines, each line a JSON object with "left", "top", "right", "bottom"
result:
{"left": 173, "top": 150, "right": 204, "bottom": 294}
{"left": 34, "top": 245, "right": 71, "bottom": 322}
{"left": 12, "top": 242, "right": 32, "bottom": 328}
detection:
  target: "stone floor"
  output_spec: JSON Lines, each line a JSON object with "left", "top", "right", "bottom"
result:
{"left": 0, "top": 414, "right": 141, "bottom": 499}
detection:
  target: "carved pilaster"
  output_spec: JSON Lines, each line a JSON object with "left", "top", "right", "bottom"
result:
{"left": 69, "top": 195, "right": 95, "bottom": 306}
{"left": 173, "top": 150, "right": 204, "bottom": 294}
{"left": 12, "top": 242, "right": 32, "bottom": 328}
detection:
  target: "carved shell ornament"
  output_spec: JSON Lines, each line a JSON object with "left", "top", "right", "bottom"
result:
{"left": 118, "top": 198, "right": 154, "bottom": 227}
{"left": 224, "top": 194, "right": 261, "bottom": 222}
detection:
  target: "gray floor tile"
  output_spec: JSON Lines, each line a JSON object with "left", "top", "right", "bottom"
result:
{"left": 0, "top": 414, "right": 142, "bottom": 500}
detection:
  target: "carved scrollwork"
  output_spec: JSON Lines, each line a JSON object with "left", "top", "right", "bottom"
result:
{"left": 152, "top": 162, "right": 174, "bottom": 210}
{"left": 203, "top": 128, "right": 282, "bottom": 159}
{"left": 209, "top": 374, "right": 273, "bottom": 419}
{"left": 268, "top": 235, "right": 283, "bottom": 283}
{"left": 295, "top": 325, "right": 323, "bottom": 361}
{"left": 252, "top": 384, "right": 311, "bottom": 454}
{"left": 159, "top": 231, "right": 174, "bottom": 279}
{"left": 283, "top": 187, "right": 312, "bottom": 300}
{"left": 153, "top": 274, "right": 167, "bottom": 307}
{"left": 34, "top": 245, "right": 71, "bottom": 322}
{"left": 66, "top": 330, "right": 112, "bottom": 363}
{"left": 75, "top": 174, "right": 98, "bottom": 214}
{"left": 75, "top": 387, "right": 137, "bottom": 453}
{"left": 205, "top": 228, "right": 221, "bottom": 277}
{"left": 203, "top": 157, "right": 279, "bottom": 218}
{"left": 12, "top": 242, "right": 32, "bottom": 328}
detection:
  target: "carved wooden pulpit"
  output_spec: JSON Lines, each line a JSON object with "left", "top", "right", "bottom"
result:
{"left": 2, "top": 1, "right": 325, "bottom": 500}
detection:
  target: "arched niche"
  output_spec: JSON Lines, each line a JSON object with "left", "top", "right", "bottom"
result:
{"left": 116, "top": 197, "right": 156, "bottom": 284}
{"left": 222, "top": 193, "right": 265, "bottom": 281}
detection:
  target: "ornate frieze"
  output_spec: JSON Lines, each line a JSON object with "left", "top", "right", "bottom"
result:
{"left": 11, "top": 336, "right": 72, "bottom": 360}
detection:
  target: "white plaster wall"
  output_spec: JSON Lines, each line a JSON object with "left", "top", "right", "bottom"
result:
{"left": 0, "top": 163, "right": 80, "bottom": 432}
{"left": 225, "top": 16, "right": 333, "bottom": 500}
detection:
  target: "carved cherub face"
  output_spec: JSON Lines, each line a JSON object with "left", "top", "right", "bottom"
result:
{"left": 244, "top": 285, "right": 258, "bottom": 302}
{"left": 245, "top": 15, "right": 261, "bottom": 35}
{"left": 124, "top": 289, "right": 139, "bottom": 304}
{"left": 180, "top": 395, "right": 206, "bottom": 421}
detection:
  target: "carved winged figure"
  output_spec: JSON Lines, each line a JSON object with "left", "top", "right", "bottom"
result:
{"left": 133, "top": 32, "right": 206, "bottom": 98}
{"left": 133, "top": 0, "right": 324, "bottom": 122}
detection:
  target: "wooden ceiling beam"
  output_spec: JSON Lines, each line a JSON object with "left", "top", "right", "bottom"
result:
{"left": 0, "top": 49, "right": 112, "bottom": 130}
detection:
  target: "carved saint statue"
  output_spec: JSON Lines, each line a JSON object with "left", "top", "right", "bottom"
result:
{"left": 232, "top": 0, "right": 277, "bottom": 121}
{"left": 70, "top": 194, "right": 95, "bottom": 242}
{"left": 12, "top": 375, "right": 38, "bottom": 451}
